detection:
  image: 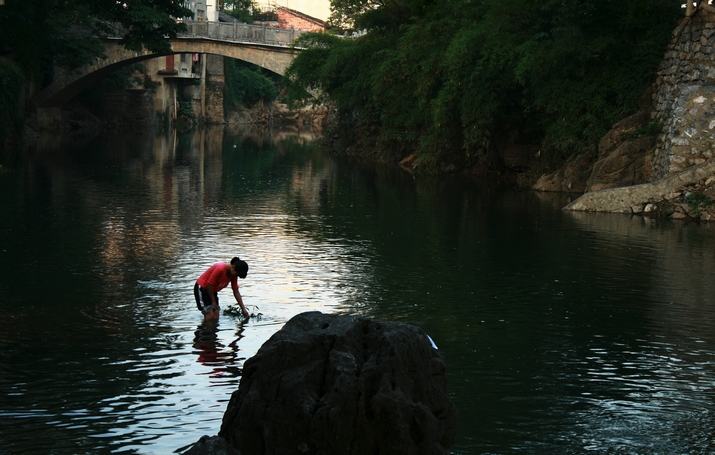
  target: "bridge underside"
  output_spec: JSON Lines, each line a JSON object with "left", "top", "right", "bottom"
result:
{"left": 33, "top": 38, "right": 297, "bottom": 109}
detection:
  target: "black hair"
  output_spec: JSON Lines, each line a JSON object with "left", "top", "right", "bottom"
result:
{"left": 230, "top": 256, "right": 241, "bottom": 265}
{"left": 233, "top": 260, "right": 248, "bottom": 279}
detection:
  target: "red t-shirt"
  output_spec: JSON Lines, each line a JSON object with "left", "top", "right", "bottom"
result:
{"left": 196, "top": 262, "right": 238, "bottom": 292}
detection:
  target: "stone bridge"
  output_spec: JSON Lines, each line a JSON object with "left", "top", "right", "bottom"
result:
{"left": 32, "top": 21, "right": 302, "bottom": 122}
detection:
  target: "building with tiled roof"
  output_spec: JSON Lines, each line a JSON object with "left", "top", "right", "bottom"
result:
{"left": 275, "top": 6, "right": 327, "bottom": 32}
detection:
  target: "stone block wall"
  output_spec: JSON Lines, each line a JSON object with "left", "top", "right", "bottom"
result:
{"left": 652, "top": 13, "right": 715, "bottom": 180}
{"left": 143, "top": 55, "right": 177, "bottom": 122}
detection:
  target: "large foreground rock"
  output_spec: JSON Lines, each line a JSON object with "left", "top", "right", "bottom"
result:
{"left": 218, "top": 311, "right": 457, "bottom": 455}
{"left": 183, "top": 435, "right": 240, "bottom": 455}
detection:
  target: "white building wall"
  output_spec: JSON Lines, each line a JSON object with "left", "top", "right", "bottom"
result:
{"left": 184, "top": 0, "right": 217, "bottom": 21}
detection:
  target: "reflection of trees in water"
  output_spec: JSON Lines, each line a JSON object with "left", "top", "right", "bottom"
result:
{"left": 224, "top": 123, "right": 318, "bottom": 148}
{"left": 192, "top": 321, "right": 245, "bottom": 380}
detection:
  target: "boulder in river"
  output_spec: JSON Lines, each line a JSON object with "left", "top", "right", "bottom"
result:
{"left": 182, "top": 435, "right": 240, "bottom": 455}
{"left": 218, "top": 311, "right": 457, "bottom": 455}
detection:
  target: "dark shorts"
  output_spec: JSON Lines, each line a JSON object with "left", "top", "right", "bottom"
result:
{"left": 194, "top": 283, "right": 219, "bottom": 314}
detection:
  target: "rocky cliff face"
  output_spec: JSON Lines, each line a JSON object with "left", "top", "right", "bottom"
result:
{"left": 218, "top": 311, "right": 457, "bottom": 455}
{"left": 532, "top": 108, "right": 655, "bottom": 194}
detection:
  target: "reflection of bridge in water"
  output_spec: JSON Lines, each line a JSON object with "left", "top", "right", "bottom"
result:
{"left": 33, "top": 20, "right": 305, "bottom": 126}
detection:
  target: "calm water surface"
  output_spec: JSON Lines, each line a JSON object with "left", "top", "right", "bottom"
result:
{"left": 1, "top": 126, "right": 715, "bottom": 454}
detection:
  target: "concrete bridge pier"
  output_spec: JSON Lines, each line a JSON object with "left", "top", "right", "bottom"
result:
{"left": 37, "top": 107, "right": 63, "bottom": 130}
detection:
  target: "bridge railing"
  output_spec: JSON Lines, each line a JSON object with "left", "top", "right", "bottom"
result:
{"left": 178, "top": 20, "right": 302, "bottom": 47}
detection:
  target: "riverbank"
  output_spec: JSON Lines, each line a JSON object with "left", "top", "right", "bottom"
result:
{"left": 533, "top": 12, "right": 715, "bottom": 218}
{"left": 319, "top": 115, "right": 525, "bottom": 186}
{"left": 11, "top": 95, "right": 329, "bottom": 151}
{"left": 563, "top": 159, "right": 715, "bottom": 220}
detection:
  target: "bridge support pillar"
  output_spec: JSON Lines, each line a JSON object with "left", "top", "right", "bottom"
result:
{"left": 37, "top": 107, "right": 63, "bottom": 130}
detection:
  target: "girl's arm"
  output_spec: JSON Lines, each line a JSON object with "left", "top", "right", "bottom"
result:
{"left": 233, "top": 288, "right": 249, "bottom": 318}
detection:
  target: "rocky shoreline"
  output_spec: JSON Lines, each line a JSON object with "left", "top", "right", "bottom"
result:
{"left": 563, "top": 159, "right": 715, "bottom": 221}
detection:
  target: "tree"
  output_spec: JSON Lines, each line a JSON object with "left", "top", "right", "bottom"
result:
{"left": 328, "top": 0, "right": 436, "bottom": 31}
{"left": 223, "top": 0, "right": 256, "bottom": 23}
{"left": 92, "top": 0, "right": 194, "bottom": 54}
{"left": 224, "top": 58, "right": 278, "bottom": 109}
{"left": 288, "top": 0, "right": 682, "bottom": 171}
{"left": 328, "top": 0, "right": 375, "bottom": 30}
{"left": 0, "top": 0, "right": 193, "bottom": 83}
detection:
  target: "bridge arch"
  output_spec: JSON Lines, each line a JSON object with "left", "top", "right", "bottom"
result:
{"left": 33, "top": 38, "right": 298, "bottom": 109}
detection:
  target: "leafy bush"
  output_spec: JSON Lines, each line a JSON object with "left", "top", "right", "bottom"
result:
{"left": 0, "top": 58, "right": 25, "bottom": 142}
{"left": 626, "top": 122, "right": 662, "bottom": 139}
{"left": 224, "top": 58, "right": 278, "bottom": 109}
{"left": 178, "top": 101, "right": 195, "bottom": 118}
{"left": 225, "top": 8, "right": 254, "bottom": 23}
{"left": 287, "top": 0, "right": 682, "bottom": 170}
{"left": 685, "top": 192, "right": 714, "bottom": 215}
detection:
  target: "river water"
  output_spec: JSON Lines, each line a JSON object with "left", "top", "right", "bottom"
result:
{"left": 1, "top": 126, "right": 714, "bottom": 454}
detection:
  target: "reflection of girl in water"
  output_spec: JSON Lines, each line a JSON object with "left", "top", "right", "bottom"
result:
{"left": 193, "top": 323, "right": 224, "bottom": 368}
{"left": 192, "top": 322, "right": 245, "bottom": 380}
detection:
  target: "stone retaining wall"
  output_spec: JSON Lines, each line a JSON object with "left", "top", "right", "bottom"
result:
{"left": 652, "top": 12, "right": 715, "bottom": 179}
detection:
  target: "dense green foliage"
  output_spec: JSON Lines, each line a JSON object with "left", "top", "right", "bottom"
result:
{"left": 287, "top": 0, "right": 683, "bottom": 169}
{"left": 685, "top": 191, "right": 714, "bottom": 215}
{"left": 0, "top": 0, "right": 192, "bottom": 147}
{"left": 0, "top": 58, "right": 25, "bottom": 143}
{"left": 224, "top": 58, "right": 279, "bottom": 109}
{"left": 224, "top": 0, "right": 256, "bottom": 23}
